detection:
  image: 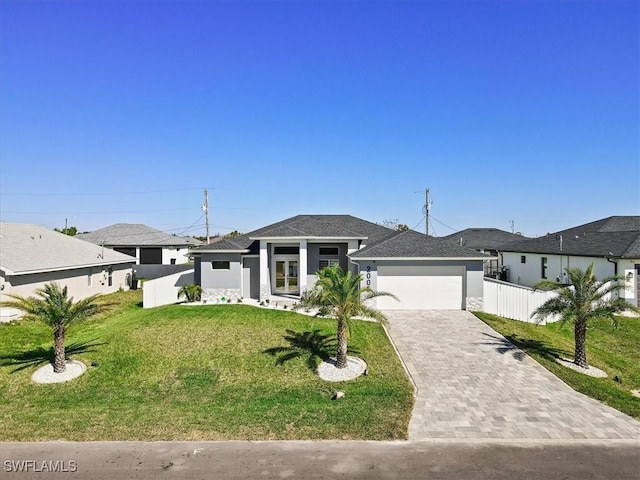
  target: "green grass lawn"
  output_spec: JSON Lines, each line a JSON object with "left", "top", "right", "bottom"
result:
{"left": 0, "top": 291, "right": 414, "bottom": 441}
{"left": 474, "top": 311, "right": 640, "bottom": 420}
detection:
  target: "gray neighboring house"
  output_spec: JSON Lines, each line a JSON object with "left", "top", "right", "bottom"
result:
{"left": 0, "top": 222, "right": 135, "bottom": 306}
{"left": 189, "top": 215, "right": 491, "bottom": 310}
{"left": 442, "top": 228, "right": 527, "bottom": 278}
{"left": 499, "top": 216, "right": 640, "bottom": 307}
{"left": 77, "top": 223, "right": 202, "bottom": 265}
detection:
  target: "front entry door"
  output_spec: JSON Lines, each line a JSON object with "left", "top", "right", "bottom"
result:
{"left": 274, "top": 259, "right": 299, "bottom": 295}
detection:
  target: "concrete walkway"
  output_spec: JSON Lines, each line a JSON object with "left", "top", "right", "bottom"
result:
{"left": 385, "top": 310, "right": 640, "bottom": 440}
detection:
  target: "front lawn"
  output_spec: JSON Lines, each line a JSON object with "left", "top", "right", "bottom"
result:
{"left": 0, "top": 291, "right": 414, "bottom": 441}
{"left": 474, "top": 312, "right": 640, "bottom": 420}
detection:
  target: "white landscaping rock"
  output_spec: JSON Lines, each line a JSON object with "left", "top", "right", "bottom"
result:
{"left": 555, "top": 358, "right": 607, "bottom": 378}
{"left": 32, "top": 360, "right": 87, "bottom": 384}
{"left": 317, "top": 356, "right": 367, "bottom": 382}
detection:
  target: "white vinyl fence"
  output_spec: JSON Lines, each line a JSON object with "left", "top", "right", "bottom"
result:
{"left": 142, "top": 269, "right": 194, "bottom": 309}
{"left": 483, "top": 278, "right": 560, "bottom": 324}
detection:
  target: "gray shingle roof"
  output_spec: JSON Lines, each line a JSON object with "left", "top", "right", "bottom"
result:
{"left": 442, "top": 228, "right": 527, "bottom": 251}
{"left": 76, "top": 223, "right": 201, "bottom": 247}
{"left": 349, "top": 229, "right": 492, "bottom": 259}
{"left": 191, "top": 215, "right": 394, "bottom": 254}
{"left": 499, "top": 216, "right": 640, "bottom": 258}
{"left": 1, "top": 222, "right": 136, "bottom": 275}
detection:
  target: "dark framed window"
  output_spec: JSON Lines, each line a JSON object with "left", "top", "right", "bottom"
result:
{"left": 274, "top": 246, "right": 299, "bottom": 255}
{"left": 541, "top": 257, "right": 548, "bottom": 279}
{"left": 521, "top": 255, "right": 526, "bottom": 264}
{"left": 212, "top": 261, "right": 230, "bottom": 270}
{"left": 319, "top": 246, "right": 339, "bottom": 256}
{"left": 170, "top": 258, "right": 177, "bottom": 265}
{"left": 107, "top": 267, "right": 113, "bottom": 287}
{"left": 319, "top": 259, "right": 339, "bottom": 270}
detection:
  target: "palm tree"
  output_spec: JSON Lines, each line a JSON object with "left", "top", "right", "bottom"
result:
{"left": 178, "top": 284, "right": 203, "bottom": 303}
{"left": 532, "top": 264, "right": 639, "bottom": 368}
{"left": 300, "top": 265, "right": 397, "bottom": 369}
{"left": 0, "top": 283, "right": 102, "bottom": 373}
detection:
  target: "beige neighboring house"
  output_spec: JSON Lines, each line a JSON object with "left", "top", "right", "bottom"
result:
{"left": 0, "top": 223, "right": 136, "bottom": 318}
{"left": 76, "top": 223, "right": 201, "bottom": 265}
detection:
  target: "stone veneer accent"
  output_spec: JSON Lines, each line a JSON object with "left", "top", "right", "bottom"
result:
{"left": 259, "top": 284, "right": 270, "bottom": 303}
{"left": 465, "top": 297, "right": 484, "bottom": 311}
{"left": 203, "top": 288, "right": 241, "bottom": 304}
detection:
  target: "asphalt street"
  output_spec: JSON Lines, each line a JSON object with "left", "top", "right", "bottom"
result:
{"left": 1, "top": 440, "right": 639, "bottom": 480}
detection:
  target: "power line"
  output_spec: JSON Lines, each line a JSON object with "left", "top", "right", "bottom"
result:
{"left": 0, "top": 187, "right": 212, "bottom": 197}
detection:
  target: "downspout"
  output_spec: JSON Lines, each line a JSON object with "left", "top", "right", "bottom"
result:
{"left": 606, "top": 256, "right": 618, "bottom": 275}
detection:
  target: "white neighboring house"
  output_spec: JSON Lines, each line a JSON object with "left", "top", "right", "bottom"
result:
{"left": 499, "top": 216, "right": 640, "bottom": 307}
{"left": 76, "top": 223, "right": 202, "bottom": 265}
{"left": 0, "top": 222, "right": 136, "bottom": 311}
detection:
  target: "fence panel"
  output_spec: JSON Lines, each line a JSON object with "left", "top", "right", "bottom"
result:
{"left": 483, "top": 278, "right": 559, "bottom": 324}
{"left": 142, "top": 269, "right": 194, "bottom": 309}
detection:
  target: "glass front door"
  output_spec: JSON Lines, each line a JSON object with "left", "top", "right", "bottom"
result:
{"left": 274, "top": 259, "right": 299, "bottom": 294}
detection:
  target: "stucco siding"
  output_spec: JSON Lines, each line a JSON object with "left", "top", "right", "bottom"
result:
{"left": 242, "top": 257, "right": 260, "bottom": 299}
{"left": 199, "top": 253, "right": 242, "bottom": 290}
{"left": 0, "top": 263, "right": 132, "bottom": 302}
{"left": 161, "top": 246, "right": 191, "bottom": 265}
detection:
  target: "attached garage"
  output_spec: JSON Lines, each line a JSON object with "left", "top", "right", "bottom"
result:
{"left": 349, "top": 229, "right": 492, "bottom": 311}
{"left": 376, "top": 265, "right": 464, "bottom": 310}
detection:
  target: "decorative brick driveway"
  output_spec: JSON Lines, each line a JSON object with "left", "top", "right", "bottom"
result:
{"left": 385, "top": 310, "right": 640, "bottom": 440}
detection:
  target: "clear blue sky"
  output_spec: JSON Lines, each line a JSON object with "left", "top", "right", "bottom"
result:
{"left": 1, "top": 1, "right": 638, "bottom": 238}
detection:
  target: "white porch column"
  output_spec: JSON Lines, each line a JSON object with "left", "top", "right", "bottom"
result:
{"left": 347, "top": 240, "right": 359, "bottom": 275}
{"left": 259, "top": 240, "right": 269, "bottom": 301}
{"left": 136, "top": 247, "right": 141, "bottom": 265}
{"left": 299, "top": 240, "right": 308, "bottom": 294}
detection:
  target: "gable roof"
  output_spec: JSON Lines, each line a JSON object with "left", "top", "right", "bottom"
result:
{"left": 76, "top": 223, "right": 202, "bottom": 247}
{"left": 0, "top": 222, "right": 135, "bottom": 276}
{"left": 349, "top": 229, "right": 492, "bottom": 260}
{"left": 191, "top": 215, "right": 394, "bottom": 254}
{"left": 442, "top": 228, "right": 526, "bottom": 251}
{"left": 499, "top": 216, "right": 640, "bottom": 258}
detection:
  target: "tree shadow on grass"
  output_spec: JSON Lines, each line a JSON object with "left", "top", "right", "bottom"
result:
{"left": 263, "top": 329, "right": 360, "bottom": 373}
{"left": 479, "top": 332, "right": 569, "bottom": 363}
{"left": 0, "top": 339, "right": 106, "bottom": 373}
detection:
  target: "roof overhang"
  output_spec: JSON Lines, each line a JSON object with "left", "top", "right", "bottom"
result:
{"left": 348, "top": 256, "right": 495, "bottom": 261}
{"left": 189, "top": 249, "right": 250, "bottom": 255}
{"left": 1, "top": 259, "right": 135, "bottom": 277}
{"left": 249, "top": 236, "right": 367, "bottom": 241}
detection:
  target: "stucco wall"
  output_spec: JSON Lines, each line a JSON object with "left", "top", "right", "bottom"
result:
{"left": 0, "top": 263, "right": 132, "bottom": 302}
{"left": 198, "top": 253, "right": 242, "bottom": 290}
{"left": 305, "top": 242, "right": 349, "bottom": 291}
{"left": 161, "top": 246, "right": 191, "bottom": 265}
{"left": 242, "top": 257, "right": 260, "bottom": 299}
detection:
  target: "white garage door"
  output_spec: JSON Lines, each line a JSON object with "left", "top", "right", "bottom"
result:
{"left": 376, "top": 265, "right": 464, "bottom": 310}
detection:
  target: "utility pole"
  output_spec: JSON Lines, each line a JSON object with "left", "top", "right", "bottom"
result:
{"left": 424, "top": 188, "right": 432, "bottom": 236}
{"left": 203, "top": 188, "right": 210, "bottom": 244}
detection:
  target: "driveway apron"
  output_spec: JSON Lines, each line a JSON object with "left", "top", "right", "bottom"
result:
{"left": 385, "top": 310, "right": 640, "bottom": 440}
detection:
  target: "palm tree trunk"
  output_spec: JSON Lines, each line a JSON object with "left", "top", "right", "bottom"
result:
{"left": 574, "top": 318, "right": 588, "bottom": 368}
{"left": 336, "top": 317, "right": 348, "bottom": 369}
{"left": 53, "top": 327, "right": 66, "bottom": 373}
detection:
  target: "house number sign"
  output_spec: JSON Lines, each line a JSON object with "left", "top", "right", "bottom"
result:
{"left": 366, "top": 266, "right": 371, "bottom": 287}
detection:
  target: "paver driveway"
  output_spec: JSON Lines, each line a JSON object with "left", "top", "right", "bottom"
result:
{"left": 386, "top": 310, "right": 640, "bottom": 440}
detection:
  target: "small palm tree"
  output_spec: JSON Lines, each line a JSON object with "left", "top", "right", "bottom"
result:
{"left": 178, "top": 284, "right": 203, "bottom": 303}
{"left": 300, "top": 265, "right": 397, "bottom": 369}
{"left": 533, "top": 264, "right": 639, "bottom": 368}
{"left": 0, "top": 283, "right": 102, "bottom": 373}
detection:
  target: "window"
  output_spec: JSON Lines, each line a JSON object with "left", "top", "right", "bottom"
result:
{"left": 170, "top": 258, "right": 176, "bottom": 265}
{"left": 319, "top": 259, "right": 339, "bottom": 270}
{"left": 108, "top": 267, "right": 113, "bottom": 287}
{"left": 541, "top": 257, "right": 548, "bottom": 279}
{"left": 212, "top": 261, "right": 230, "bottom": 270}
{"left": 319, "top": 246, "right": 339, "bottom": 256}
{"left": 521, "top": 255, "right": 526, "bottom": 264}
{"left": 274, "top": 246, "right": 299, "bottom": 255}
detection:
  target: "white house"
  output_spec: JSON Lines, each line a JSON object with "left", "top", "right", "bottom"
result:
{"left": 499, "top": 216, "right": 640, "bottom": 307}
{"left": 0, "top": 222, "right": 136, "bottom": 306}
{"left": 77, "top": 223, "right": 202, "bottom": 265}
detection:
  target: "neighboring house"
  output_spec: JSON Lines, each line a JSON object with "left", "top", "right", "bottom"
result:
{"left": 189, "top": 215, "right": 491, "bottom": 310}
{"left": 0, "top": 222, "right": 135, "bottom": 304}
{"left": 442, "top": 228, "right": 526, "bottom": 278}
{"left": 77, "top": 223, "right": 202, "bottom": 265}
{"left": 499, "top": 216, "right": 640, "bottom": 307}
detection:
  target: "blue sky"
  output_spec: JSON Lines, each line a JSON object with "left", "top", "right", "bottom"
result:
{"left": 1, "top": 1, "right": 638, "bottom": 238}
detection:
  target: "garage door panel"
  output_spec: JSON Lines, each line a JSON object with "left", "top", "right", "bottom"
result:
{"left": 377, "top": 266, "right": 463, "bottom": 310}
